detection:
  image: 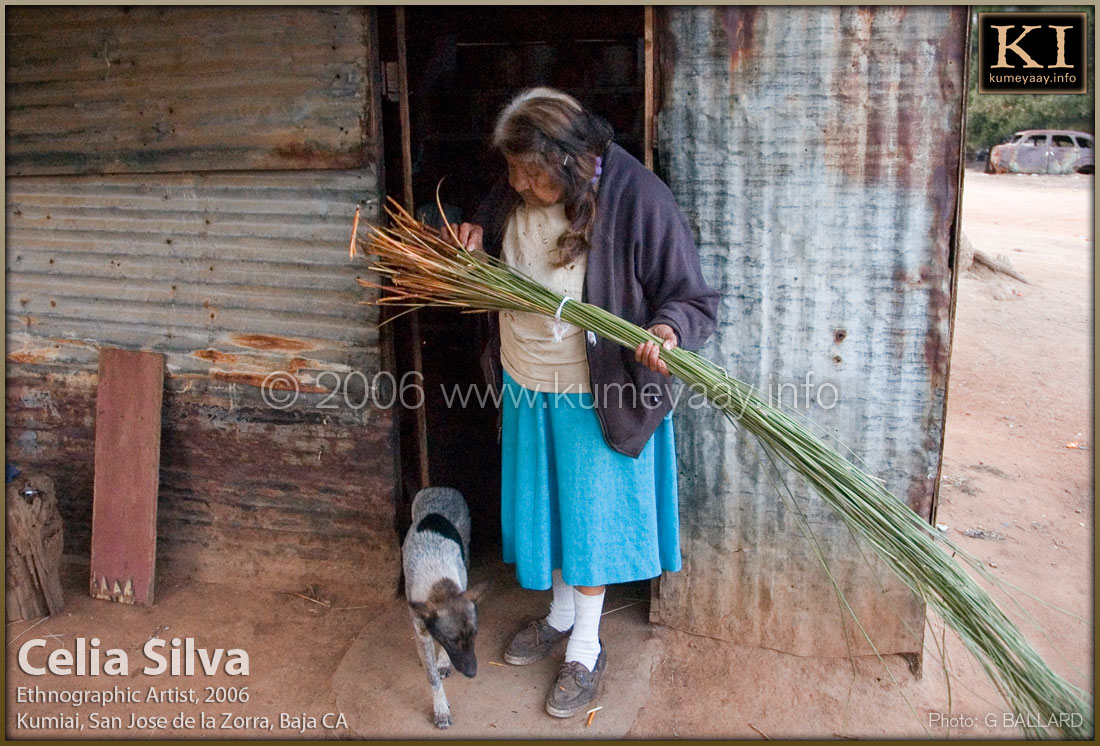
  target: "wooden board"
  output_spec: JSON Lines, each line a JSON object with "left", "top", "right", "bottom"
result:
{"left": 90, "top": 348, "right": 165, "bottom": 605}
{"left": 6, "top": 477, "right": 64, "bottom": 621}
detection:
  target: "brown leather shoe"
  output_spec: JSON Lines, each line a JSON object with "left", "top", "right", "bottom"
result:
{"left": 544, "top": 646, "right": 607, "bottom": 718}
{"left": 504, "top": 617, "right": 572, "bottom": 665}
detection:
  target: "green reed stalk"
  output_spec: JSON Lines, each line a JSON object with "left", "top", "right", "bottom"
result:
{"left": 357, "top": 199, "right": 1092, "bottom": 739}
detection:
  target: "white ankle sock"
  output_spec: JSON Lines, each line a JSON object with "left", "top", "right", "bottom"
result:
{"left": 544, "top": 569, "right": 575, "bottom": 632}
{"left": 564, "top": 587, "right": 604, "bottom": 670}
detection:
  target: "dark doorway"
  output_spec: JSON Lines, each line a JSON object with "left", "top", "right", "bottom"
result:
{"left": 382, "top": 7, "right": 648, "bottom": 557}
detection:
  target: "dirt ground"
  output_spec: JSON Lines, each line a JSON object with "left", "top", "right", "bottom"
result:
{"left": 5, "top": 169, "right": 1093, "bottom": 739}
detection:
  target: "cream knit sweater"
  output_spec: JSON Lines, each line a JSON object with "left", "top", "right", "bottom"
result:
{"left": 499, "top": 202, "right": 591, "bottom": 393}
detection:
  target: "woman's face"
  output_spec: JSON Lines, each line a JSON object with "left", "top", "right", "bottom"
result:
{"left": 505, "top": 154, "right": 564, "bottom": 208}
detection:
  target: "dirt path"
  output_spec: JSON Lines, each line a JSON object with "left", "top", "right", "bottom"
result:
{"left": 6, "top": 170, "right": 1092, "bottom": 739}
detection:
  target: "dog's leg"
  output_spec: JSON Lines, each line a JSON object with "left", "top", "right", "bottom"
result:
{"left": 435, "top": 646, "right": 453, "bottom": 679}
{"left": 409, "top": 609, "right": 452, "bottom": 729}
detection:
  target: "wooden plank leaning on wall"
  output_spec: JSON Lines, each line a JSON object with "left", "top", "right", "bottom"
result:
{"left": 90, "top": 348, "right": 165, "bottom": 606}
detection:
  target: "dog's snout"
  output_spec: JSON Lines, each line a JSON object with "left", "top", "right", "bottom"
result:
{"left": 452, "top": 652, "right": 477, "bottom": 678}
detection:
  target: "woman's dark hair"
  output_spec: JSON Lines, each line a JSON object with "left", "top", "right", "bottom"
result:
{"left": 492, "top": 88, "right": 614, "bottom": 267}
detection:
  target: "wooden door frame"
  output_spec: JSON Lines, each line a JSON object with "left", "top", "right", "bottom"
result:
{"left": 379, "top": 4, "right": 660, "bottom": 539}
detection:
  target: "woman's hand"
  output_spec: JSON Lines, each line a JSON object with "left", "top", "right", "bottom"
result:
{"left": 455, "top": 223, "right": 484, "bottom": 251}
{"left": 635, "top": 324, "right": 678, "bottom": 376}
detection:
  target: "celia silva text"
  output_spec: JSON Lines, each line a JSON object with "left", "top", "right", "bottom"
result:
{"left": 18, "top": 638, "right": 249, "bottom": 677}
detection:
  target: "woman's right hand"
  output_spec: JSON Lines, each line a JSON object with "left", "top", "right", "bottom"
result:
{"left": 455, "top": 223, "right": 484, "bottom": 251}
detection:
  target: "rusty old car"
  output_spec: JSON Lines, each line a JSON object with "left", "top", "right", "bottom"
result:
{"left": 987, "top": 129, "right": 1094, "bottom": 175}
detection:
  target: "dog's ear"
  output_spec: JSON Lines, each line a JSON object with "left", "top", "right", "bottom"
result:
{"left": 464, "top": 581, "right": 491, "bottom": 604}
{"left": 409, "top": 600, "right": 435, "bottom": 619}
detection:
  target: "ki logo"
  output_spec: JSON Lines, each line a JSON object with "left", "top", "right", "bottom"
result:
{"left": 978, "top": 13, "right": 1087, "bottom": 94}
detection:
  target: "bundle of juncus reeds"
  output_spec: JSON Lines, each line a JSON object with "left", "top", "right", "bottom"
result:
{"left": 356, "top": 199, "right": 1091, "bottom": 739}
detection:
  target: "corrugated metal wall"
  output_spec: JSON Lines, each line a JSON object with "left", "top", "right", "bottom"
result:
{"left": 7, "top": 171, "right": 379, "bottom": 375}
{"left": 6, "top": 6, "right": 372, "bottom": 175}
{"left": 653, "top": 6, "right": 965, "bottom": 657}
{"left": 5, "top": 7, "right": 397, "bottom": 599}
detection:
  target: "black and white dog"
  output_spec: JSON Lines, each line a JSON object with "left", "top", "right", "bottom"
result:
{"left": 402, "top": 487, "right": 487, "bottom": 729}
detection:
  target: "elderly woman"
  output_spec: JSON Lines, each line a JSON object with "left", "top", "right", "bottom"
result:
{"left": 457, "top": 88, "right": 719, "bottom": 718}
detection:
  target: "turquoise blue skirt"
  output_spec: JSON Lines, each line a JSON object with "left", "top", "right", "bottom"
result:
{"left": 500, "top": 369, "right": 682, "bottom": 590}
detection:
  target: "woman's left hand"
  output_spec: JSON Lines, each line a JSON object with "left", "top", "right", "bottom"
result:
{"left": 636, "top": 324, "right": 678, "bottom": 376}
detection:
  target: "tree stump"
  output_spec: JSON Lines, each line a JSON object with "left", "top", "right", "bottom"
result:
{"left": 6, "top": 476, "right": 65, "bottom": 622}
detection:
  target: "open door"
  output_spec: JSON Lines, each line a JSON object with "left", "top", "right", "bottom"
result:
{"left": 380, "top": 6, "right": 652, "bottom": 559}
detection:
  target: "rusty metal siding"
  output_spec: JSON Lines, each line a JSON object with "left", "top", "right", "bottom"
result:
{"left": 652, "top": 6, "right": 965, "bottom": 656}
{"left": 7, "top": 170, "right": 380, "bottom": 378}
{"left": 6, "top": 6, "right": 372, "bottom": 175}
{"left": 5, "top": 1, "right": 396, "bottom": 597}
{"left": 6, "top": 370, "right": 400, "bottom": 600}
{"left": 3, "top": 168, "right": 391, "bottom": 594}
{"left": 5, "top": 168, "right": 393, "bottom": 598}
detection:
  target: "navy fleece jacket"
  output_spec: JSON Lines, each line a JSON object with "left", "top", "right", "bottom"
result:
{"left": 475, "top": 143, "right": 720, "bottom": 458}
